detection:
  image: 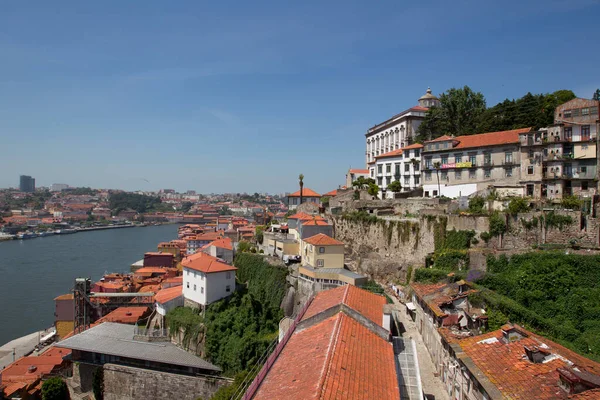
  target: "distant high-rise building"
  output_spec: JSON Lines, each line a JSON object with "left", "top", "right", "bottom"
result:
{"left": 50, "top": 183, "right": 69, "bottom": 192}
{"left": 19, "top": 175, "right": 35, "bottom": 192}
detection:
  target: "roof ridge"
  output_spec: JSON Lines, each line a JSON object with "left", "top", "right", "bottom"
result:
{"left": 316, "top": 313, "right": 344, "bottom": 398}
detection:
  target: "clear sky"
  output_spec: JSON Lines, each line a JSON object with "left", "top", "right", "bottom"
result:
{"left": 1, "top": 0, "right": 599, "bottom": 194}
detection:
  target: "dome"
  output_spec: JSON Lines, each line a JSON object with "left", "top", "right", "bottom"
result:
{"left": 419, "top": 87, "right": 438, "bottom": 101}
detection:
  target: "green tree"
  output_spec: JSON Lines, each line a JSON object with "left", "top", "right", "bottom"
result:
{"left": 367, "top": 183, "right": 380, "bottom": 199}
{"left": 42, "top": 377, "right": 70, "bottom": 400}
{"left": 181, "top": 202, "right": 194, "bottom": 213}
{"left": 237, "top": 241, "right": 252, "bottom": 253}
{"left": 593, "top": 89, "right": 600, "bottom": 101}
{"left": 416, "top": 86, "right": 486, "bottom": 141}
{"left": 507, "top": 197, "right": 529, "bottom": 215}
{"left": 468, "top": 196, "right": 485, "bottom": 214}
{"left": 387, "top": 181, "right": 402, "bottom": 193}
{"left": 352, "top": 177, "right": 375, "bottom": 189}
{"left": 321, "top": 196, "right": 330, "bottom": 207}
{"left": 489, "top": 212, "right": 507, "bottom": 237}
{"left": 255, "top": 226, "right": 265, "bottom": 244}
{"left": 298, "top": 174, "right": 304, "bottom": 205}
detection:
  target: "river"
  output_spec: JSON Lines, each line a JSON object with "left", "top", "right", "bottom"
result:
{"left": 0, "top": 224, "right": 179, "bottom": 346}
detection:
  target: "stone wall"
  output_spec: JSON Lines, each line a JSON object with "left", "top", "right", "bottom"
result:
{"left": 345, "top": 197, "right": 451, "bottom": 217}
{"left": 446, "top": 215, "right": 489, "bottom": 233}
{"left": 103, "top": 364, "right": 229, "bottom": 400}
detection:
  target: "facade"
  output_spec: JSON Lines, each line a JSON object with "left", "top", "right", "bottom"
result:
{"left": 296, "top": 219, "right": 333, "bottom": 240}
{"left": 300, "top": 233, "right": 344, "bottom": 269}
{"left": 19, "top": 175, "right": 35, "bottom": 192}
{"left": 182, "top": 252, "right": 237, "bottom": 307}
{"left": 421, "top": 128, "right": 530, "bottom": 198}
{"left": 370, "top": 143, "right": 423, "bottom": 197}
{"left": 186, "top": 232, "right": 223, "bottom": 255}
{"left": 143, "top": 252, "right": 175, "bottom": 268}
{"left": 365, "top": 88, "right": 439, "bottom": 165}
{"left": 155, "top": 286, "right": 184, "bottom": 316}
{"left": 520, "top": 98, "right": 599, "bottom": 200}
{"left": 201, "top": 237, "right": 234, "bottom": 264}
{"left": 50, "top": 183, "right": 69, "bottom": 192}
{"left": 286, "top": 188, "right": 321, "bottom": 210}
{"left": 345, "top": 168, "right": 369, "bottom": 188}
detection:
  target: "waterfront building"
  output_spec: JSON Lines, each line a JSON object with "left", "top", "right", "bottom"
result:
{"left": 182, "top": 252, "right": 237, "bottom": 308}
{"left": 421, "top": 128, "right": 530, "bottom": 198}
{"left": 365, "top": 88, "right": 439, "bottom": 165}
{"left": 19, "top": 175, "right": 35, "bottom": 193}
{"left": 54, "top": 293, "right": 75, "bottom": 340}
{"left": 96, "top": 306, "right": 151, "bottom": 324}
{"left": 186, "top": 231, "right": 223, "bottom": 255}
{"left": 519, "top": 98, "right": 599, "bottom": 200}
{"left": 370, "top": 143, "right": 424, "bottom": 198}
{"left": 286, "top": 188, "right": 321, "bottom": 210}
{"left": 201, "top": 237, "right": 234, "bottom": 264}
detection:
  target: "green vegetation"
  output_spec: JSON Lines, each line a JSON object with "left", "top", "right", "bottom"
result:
{"left": 108, "top": 192, "right": 162, "bottom": 214}
{"left": 362, "top": 280, "right": 393, "bottom": 304}
{"left": 41, "top": 377, "right": 70, "bottom": 400}
{"left": 166, "top": 307, "right": 204, "bottom": 348}
{"left": 352, "top": 176, "right": 375, "bottom": 189}
{"left": 561, "top": 195, "right": 583, "bottom": 210}
{"left": 321, "top": 196, "right": 330, "bottom": 207}
{"left": 367, "top": 183, "right": 380, "bottom": 198}
{"left": 507, "top": 197, "right": 529, "bottom": 215}
{"left": 414, "top": 268, "right": 452, "bottom": 283}
{"left": 255, "top": 226, "right": 265, "bottom": 244}
{"left": 387, "top": 181, "right": 402, "bottom": 193}
{"left": 544, "top": 211, "right": 573, "bottom": 230}
{"left": 92, "top": 367, "right": 104, "bottom": 400}
{"left": 488, "top": 212, "right": 507, "bottom": 237}
{"left": 65, "top": 187, "right": 98, "bottom": 196}
{"left": 180, "top": 201, "right": 194, "bottom": 213}
{"left": 209, "top": 369, "right": 258, "bottom": 400}
{"left": 341, "top": 210, "right": 378, "bottom": 223}
{"left": 0, "top": 190, "right": 53, "bottom": 211}
{"left": 237, "top": 241, "right": 253, "bottom": 253}
{"left": 468, "top": 195, "right": 485, "bottom": 214}
{"left": 477, "top": 253, "right": 600, "bottom": 361}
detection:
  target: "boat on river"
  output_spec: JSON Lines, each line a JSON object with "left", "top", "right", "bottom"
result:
{"left": 17, "top": 231, "right": 38, "bottom": 240}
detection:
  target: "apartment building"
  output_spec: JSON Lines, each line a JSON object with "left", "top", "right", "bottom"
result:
{"left": 370, "top": 143, "right": 423, "bottom": 197}
{"left": 421, "top": 128, "right": 531, "bottom": 198}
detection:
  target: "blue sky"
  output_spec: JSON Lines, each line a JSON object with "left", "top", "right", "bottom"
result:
{"left": 1, "top": 0, "right": 599, "bottom": 194}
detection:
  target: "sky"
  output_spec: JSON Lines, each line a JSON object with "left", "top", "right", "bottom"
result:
{"left": 1, "top": 0, "right": 599, "bottom": 194}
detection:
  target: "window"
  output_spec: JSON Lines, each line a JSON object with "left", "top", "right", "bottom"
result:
{"left": 582, "top": 125, "right": 590, "bottom": 140}
{"left": 435, "top": 143, "right": 439, "bottom": 150}
{"left": 370, "top": 169, "right": 374, "bottom": 177}
{"left": 201, "top": 287, "right": 204, "bottom": 294}
{"left": 469, "top": 169, "right": 476, "bottom": 179}
{"left": 505, "top": 167, "right": 513, "bottom": 177}
{"left": 469, "top": 154, "right": 476, "bottom": 165}
{"left": 441, "top": 155, "right": 448, "bottom": 165}
{"left": 414, "top": 149, "right": 420, "bottom": 157}
{"left": 454, "top": 153, "right": 463, "bottom": 163}
{"left": 564, "top": 109, "right": 572, "bottom": 118}
{"left": 528, "top": 149, "right": 534, "bottom": 158}
{"left": 226, "top": 285, "right": 231, "bottom": 292}
{"left": 591, "top": 106, "right": 598, "bottom": 115}
{"left": 581, "top": 166, "right": 587, "bottom": 174}
{"left": 505, "top": 151, "right": 513, "bottom": 164}
{"left": 414, "top": 163, "right": 419, "bottom": 172}
{"left": 583, "top": 144, "right": 588, "bottom": 150}
{"left": 582, "top": 181, "right": 589, "bottom": 190}
{"left": 564, "top": 127, "right": 572, "bottom": 140}
{"left": 405, "top": 163, "right": 410, "bottom": 172}
{"left": 527, "top": 166, "right": 534, "bottom": 175}
{"left": 414, "top": 176, "right": 420, "bottom": 185}
{"left": 193, "top": 284, "right": 196, "bottom": 291}
{"left": 226, "top": 272, "right": 231, "bottom": 279}
{"left": 484, "top": 153, "right": 491, "bottom": 165}
{"left": 441, "top": 171, "right": 448, "bottom": 180}
{"left": 319, "top": 247, "right": 325, "bottom": 254}
{"left": 317, "top": 259, "right": 324, "bottom": 267}
{"left": 455, "top": 170, "right": 462, "bottom": 180}
{"left": 404, "top": 176, "right": 410, "bottom": 186}
{"left": 395, "top": 164, "right": 401, "bottom": 176}
{"left": 377, "top": 177, "right": 383, "bottom": 186}
{"left": 425, "top": 171, "right": 432, "bottom": 181}
{"left": 425, "top": 157, "right": 432, "bottom": 169}
{"left": 572, "top": 108, "right": 580, "bottom": 117}
{"left": 405, "top": 150, "right": 411, "bottom": 158}
{"left": 378, "top": 165, "right": 382, "bottom": 174}
{"left": 187, "top": 282, "right": 190, "bottom": 288}
{"left": 484, "top": 168, "right": 491, "bottom": 178}
{"left": 581, "top": 107, "right": 589, "bottom": 116}
{"left": 386, "top": 164, "right": 391, "bottom": 174}
{"left": 187, "top": 270, "right": 189, "bottom": 276}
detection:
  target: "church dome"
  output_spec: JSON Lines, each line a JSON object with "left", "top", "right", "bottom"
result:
{"left": 418, "top": 87, "right": 440, "bottom": 107}
{"left": 419, "top": 87, "right": 438, "bottom": 101}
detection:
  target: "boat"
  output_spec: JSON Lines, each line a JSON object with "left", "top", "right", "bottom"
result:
{"left": 17, "top": 231, "right": 38, "bottom": 240}
{"left": 38, "top": 231, "right": 55, "bottom": 237}
{"left": 55, "top": 228, "right": 77, "bottom": 235}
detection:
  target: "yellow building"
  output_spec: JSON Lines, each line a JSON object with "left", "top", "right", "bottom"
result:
{"left": 300, "top": 233, "right": 345, "bottom": 269}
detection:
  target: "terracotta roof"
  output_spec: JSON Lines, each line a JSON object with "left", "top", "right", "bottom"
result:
{"left": 182, "top": 252, "right": 237, "bottom": 274}
{"left": 302, "top": 285, "right": 386, "bottom": 327}
{"left": 303, "top": 233, "right": 344, "bottom": 246}
{"left": 458, "top": 325, "right": 600, "bottom": 400}
{"left": 163, "top": 276, "right": 183, "bottom": 284}
{"left": 569, "top": 389, "right": 600, "bottom": 399}
{"left": 411, "top": 281, "right": 475, "bottom": 318}
{"left": 54, "top": 294, "right": 74, "bottom": 301}
{"left": 411, "top": 105, "right": 429, "bottom": 112}
{"left": 349, "top": 168, "right": 369, "bottom": 174}
{"left": 134, "top": 267, "right": 172, "bottom": 276}
{"left": 155, "top": 286, "right": 183, "bottom": 304}
{"left": 427, "top": 134, "right": 454, "bottom": 142}
{"left": 425, "top": 128, "right": 531, "bottom": 149}
{"left": 209, "top": 237, "right": 233, "bottom": 250}
{"left": 287, "top": 212, "right": 313, "bottom": 220}
{"left": 402, "top": 143, "right": 424, "bottom": 150}
{"left": 287, "top": 188, "right": 321, "bottom": 198}
{"left": 376, "top": 148, "right": 403, "bottom": 160}
{"left": 301, "top": 220, "right": 330, "bottom": 226}
{"left": 96, "top": 307, "right": 150, "bottom": 324}
{"left": 253, "top": 313, "right": 399, "bottom": 400}
{"left": 322, "top": 189, "right": 337, "bottom": 197}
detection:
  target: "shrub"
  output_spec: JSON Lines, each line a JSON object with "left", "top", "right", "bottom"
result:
{"left": 414, "top": 268, "right": 450, "bottom": 283}
{"left": 432, "top": 249, "right": 469, "bottom": 271}
{"left": 544, "top": 211, "right": 573, "bottom": 230}
{"left": 507, "top": 197, "right": 529, "bottom": 215}
{"left": 42, "top": 377, "right": 70, "bottom": 400}
{"left": 480, "top": 231, "right": 492, "bottom": 243}
{"left": 561, "top": 195, "right": 582, "bottom": 210}
{"left": 489, "top": 212, "right": 507, "bottom": 237}
{"left": 468, "top": 196, "right": 485, "bottom": 214}
{"left": 362, "top": 280, "right": 393, "bottom": 303}
{"left": 166, "top": 307, "right": 203, "bottom": 347}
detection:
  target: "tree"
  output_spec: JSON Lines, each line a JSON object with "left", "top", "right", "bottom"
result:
{"left": 321, "top": 196, "right": 330, "bottom": 208}
{"left": 41, "top": 377, "right": 70, "bottom": 400}
{"left": 180, "top": 202, "right": 193, "bottom": 213}
{"left": 352, "top": 176, "right": 375, "bottom": 189}
{"left": 416, "top": 86, "right": 486, "bottom": 141}
{"left": 387, "top": 181, "right": 402, "bottom": 193}
{"left": 468, "top": 196, "right": 485, "bottom": 214}
{"left": 507, "top": 197, "right": 529, "bottom": 215}
{"left": 237, "top": 241, "right": 252, "bottom": 253}
{"left": 593, "top": 89, "right": 600, "bottom": 101}
{"left": 367, "top": 183, "right": 380, "bottom": 199}
{"left": 298, "top": 174, "right": 304, "bottom": 205}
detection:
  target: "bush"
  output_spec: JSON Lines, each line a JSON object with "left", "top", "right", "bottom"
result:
{"left": 544, "top": 211, "right": 573, "bottom": 230}
{"left": 480, "top": 231, "right": 492, "bottom": 243}
{"left": 166, "top": 307, "right": 203, "bottom": 347}
{"left": 414, "top": 268, "right": 450, "bottom": 283}
{"left": 468, "top": 196, "right": 485, "bottom": 214}
{"left": 507, "top": 197, "right": 529, "bottom": 215}
{"left": 341, "top": 211, "right": 378, "bottom": 223}
{"left": 432, "top": 250, "right": 469, "bottom": 271}
{"left": 444, "top": 229, "right": 475, "bottom": 250}
{"left": 489, "top": 212, "right": 507, "bottom": 237}
{"left": 561, "top": 195, "right": 582, "bottom": 210}
{"left": 42, "top": 377, "right": 70, "bottom": 400}
{"left": 362, "top": 280, "right": 393, "bottom": 303}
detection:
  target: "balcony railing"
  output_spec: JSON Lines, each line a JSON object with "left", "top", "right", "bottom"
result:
{"left": 483, "top": 160, "right": 493, "bottom": 166}
{"left": 502, "top": 160, "right": 516, "bottom": 166}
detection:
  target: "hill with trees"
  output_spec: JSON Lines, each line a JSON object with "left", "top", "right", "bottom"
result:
{"left": 108, "top": 192, "right": 164, "bottom": 214}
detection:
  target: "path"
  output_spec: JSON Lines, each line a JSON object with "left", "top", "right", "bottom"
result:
{"left": 0, "top": 328, "right": 53, "bottom": 370}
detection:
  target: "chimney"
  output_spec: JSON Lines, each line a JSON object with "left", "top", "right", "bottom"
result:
{"left": 524, "top": 345, "right": 549, "bottom": 363}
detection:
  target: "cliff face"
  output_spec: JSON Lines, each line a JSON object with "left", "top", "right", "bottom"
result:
{"left": 331, "top": 215, "right": 447, "bottom": 282}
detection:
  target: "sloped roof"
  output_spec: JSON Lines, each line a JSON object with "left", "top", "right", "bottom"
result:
{"left": 253, "top": 313, "right": 399, "bottom": 400}
{"left": 425, "top": 128, "right": 531, "bottom": 149}
{"left": 181, "top": 252, "right": 237, "bottom": 274}
{"left": 303, "top": 233, "right": 344, "bottom": 246}
{"left": 155, "top": 286, "right": 183, "bottom": 304}
{"left": 376, "top": 148, "right": 403, "bottom": 159}
{"left": 322, "top": 189, "right": 337, "bottom": 197}
{"left": 209, "top": 237, "right": 233, "bottom": 250}
{"left": 301, "top": 220, "right": 330, "bottom": 227}
{"left": 96, "top": 307, "right": 150, "bottom": 324}
{"left": 349, "top": 168, "right": 369, "bottom": 174}
{"left": 301, "top": 285, "right": 386, "bottom": 327}
{"left": 287, "top": 188, "right": 321, "bottom": 197}
{"left": 403, "top": 143, "right": 425, "bottom": 150}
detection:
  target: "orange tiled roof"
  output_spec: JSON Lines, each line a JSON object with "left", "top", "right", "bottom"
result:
{"left": 253, "top": 312, "right": 399, "bottom": 400}
{"left": 402, "top": 143, "right": 424, "bottom": 150}
{"left": 301, "top": 220, "right": 330, "bottom": 226}
{"left": 302, "top": 285, "right": 386, "bottom": 327}
{"left": 349, "top": 168, "right": 369, "bottom": 174}
{"left": 287, "top": 188, "right": 321, "bottom": 197}
{"left": 303, "top": 233, "right": 344, "bottom": 246}
{"left": 209, "top": 237, "right": 233, "bottom": 250}
{"left": 323, "top": 189, "right": 337, "bottom": 197}
{"left": 287, "top": 212, "right": 312, "bottom": 220}
{"left": 54, "top": 294, "right": 74, "bottom": 301}
{"left": 96, "top": 307, "right": 150, "bottom": 324}
{"left": 376, "top": 148, "right": 403, "bottom": 159}
{"left": 425, "top": 128, "right": 531, "bottom": 149}
{"left": 155, "top": 286, "right": 183, "bottom": 304}
{"left": 181, "top": 252, "right": 237, "bottom": 274}
{"left": 569, "top": 389, "right": 600, "bottom": 399}
{"left": 458, "top": 325, "right": 600, "bottom": 399}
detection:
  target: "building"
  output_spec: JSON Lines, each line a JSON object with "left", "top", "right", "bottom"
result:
{"left": 201, "top": 237, "right": 234, "bottom": 264}
{"left": 365, "top": 88, "right": 440, "bottom": 165}
{"left": 155, "top": 286, "right": 184, "bottom": 316}
{"left": 54, "top": 293, "right": 75, "bottom": 339}
{"left": 246, "top": 285, "right": 400, "bottom": 399}
{"left": 286, "top": 188, "right": 321, "bottom": 210}
{"left": 520, "top": 98, "right": 599, "bottom": 200}
{"left": 182, "top": 252, "right": 237, "bottom": 308}
{"left": 50, "top": 183, "right": 69, "bottom": 192}
{"left": 19, "top": 175, "right": 35, "bottom": 192}
{"left": 370, "top": 143, "right": 424, "bottom": 197}
{"left": 143, "top": 252, "right": 175, "bottom": 268}
{"left": 345, "top": 168, "right": 369, "bottom": 188}
{"left": 186, "top": 232, "right": 223, "bottom": 255}
{"left": 421, "top": 128, "right": 531, "bottom": 198}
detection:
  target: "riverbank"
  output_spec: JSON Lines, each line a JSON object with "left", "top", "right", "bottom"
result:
{"left": 0, "top": 327, "right": 54, "bottom": 370}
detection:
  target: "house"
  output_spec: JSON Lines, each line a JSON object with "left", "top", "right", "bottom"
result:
{"left": 365, "top": 87, "right": 439, "bottom": 165}
{"left": 201, "top": 237, "right": 234, "bottom": 264}
{"left": 297, "top": 218, "right": 333, "bottom": 240}
{"left": 370, "top": 143, "right": 424, "bottom": 197}
{"left": 286, "top": 188, "right": 321, "bottom": 210}
{"left": 520, "top": 98, "right": 599, "bottom": 200}
{"left": 96, "top": 306, "right": 151, "bottom": 324}
{"left": 345, "top": 168, "right": 370, "bottom": 188}
{"left": 186, "top": 231, "right": 223, "bottom": 255}
{"left": 143, "top": 252, "right": 175, "bottom": 268}
{"left": 246, "top": 285, "right": 401, "bottom": 399}
{"left": 300, "top": 233, "right": 344, "bottom": 269}
{"left": 54, "top": 293, "right": 74, "bottom": 340}
{"left": 155, "top": 286, "right": 184, "bottom": 316}
{"left": 421, "top": 128, "right": 531, "bottom": 198}
{"left": 182, "top": 252, "right": 237, "bottom": 308}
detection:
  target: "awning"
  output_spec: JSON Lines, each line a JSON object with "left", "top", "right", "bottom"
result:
{"left": 40, "top": 330, "right": 57, "bottom": 343}
{"left": 405, "top": 302, "right": 416, "bottom": 311}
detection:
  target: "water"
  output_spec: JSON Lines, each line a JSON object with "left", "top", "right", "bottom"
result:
{"left": 0, "top": 224, "right": 179, "bottom": 345}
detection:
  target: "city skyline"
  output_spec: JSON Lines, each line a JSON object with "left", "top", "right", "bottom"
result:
{"left": 1, "top": 1, "right": 599, "bottom": 193}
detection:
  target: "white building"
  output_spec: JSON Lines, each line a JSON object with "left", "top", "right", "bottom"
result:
{"left": 369, "top": 143, "right": 423, "bottom": 198}
{"left": 182, "top": 252, "right": 237, "bottom": 308}
{"left": 365, "top": 88, "right": 439, "bottom": 166}
{"left": 155, "top": 286, "right": 183, "bottom": 316}
{"left": 201, "top": 237, "right": 235, "bottom": 265}
{"left": 50, "top": 183, "right": 69, "bottom": 192}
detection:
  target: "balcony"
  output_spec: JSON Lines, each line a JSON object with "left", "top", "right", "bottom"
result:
{"left": 483, "top": 160, "right": 494, "bottom": 167}
{"left": 502, "top": 160, "right": 516, "bottom": 166}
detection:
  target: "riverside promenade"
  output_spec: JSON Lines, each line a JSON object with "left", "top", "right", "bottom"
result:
{"left": 0, "top": 328, "right": 54, "bottom": 370}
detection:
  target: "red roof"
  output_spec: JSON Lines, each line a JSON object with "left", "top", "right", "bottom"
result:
{"left": 425, "top": 128, "right": 531, "bottom": 149}
{"left": 253, "top": 313, "right": 399, "bottom": 400}
{"left": 302, "top": 285, "right": 386, "bottom": 327}
{"left": 322, "top": 189, "right": 337, "bottom": 197}
{"left": 155, "top": 286, "right": 183, "bottom": 304}
{"left": 301, "top": 220, "right": 330, "bottom": 226}
{"left": 303, "top": 233, "right": 344, "bottom": 246}
{"left": 209, "top": 237, "right": 233, "bottom": 250}
{"left": 402, "top": 143, "right": 424, "bottom": 150}
{"left": 287, "top": 188, "right": 321, "bottom": 198}
{"left": 287, "top": 212, "right": 313, "bottom": 220}
{"left": 349, "top": 168, "right": 369, "bottom": 174}
{"left": 376, "top": 148, "right": 403, "bottom": 159}
{"left": 96, "top": 307, "right": 150, "bottom": 324}
{"left": 182, "top": 252, "right": 237, "bottom": 274}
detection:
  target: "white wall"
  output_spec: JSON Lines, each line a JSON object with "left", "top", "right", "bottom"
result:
{"left": 423, "top": 183, "right": 478, "bottom": 199}
{"left": 183, "top": 267, "right": 235, "bottom": 306}
{"left": 156, "top": 296, "right": 184, "bottom": 316}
